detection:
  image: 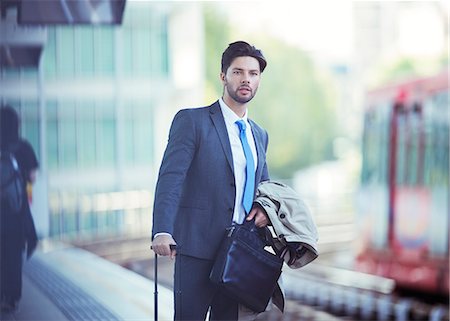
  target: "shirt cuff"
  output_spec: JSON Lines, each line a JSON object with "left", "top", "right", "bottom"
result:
{"left": 153, "top": 232, "right": 172, "bottom": 239}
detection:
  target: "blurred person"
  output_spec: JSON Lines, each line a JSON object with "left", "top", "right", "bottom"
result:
{"left": 151, "top": 41, "right": 271, "bottom": 320}
{"left": 0, "top": 105, "right": 38, "bottom": 312}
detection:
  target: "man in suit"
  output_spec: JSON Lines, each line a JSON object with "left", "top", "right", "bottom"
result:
{"left": 151, "top": 41, "right": 270, "bottom": 320}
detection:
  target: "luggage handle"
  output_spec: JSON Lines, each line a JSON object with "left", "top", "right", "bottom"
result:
{"left": 151, "top": 244, "right": 176, "bottom": 321}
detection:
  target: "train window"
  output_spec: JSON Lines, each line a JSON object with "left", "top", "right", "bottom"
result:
{"left": 361, "top": 103, "right": 390, "bottom": 185}
{"left": 394, "top": 103, "right": 424, "bottom": 187}
{"left": 423, "top": 91, "right": 449, "bottom": 186}
{"left": 406, "top": 106, "right": 423, "bottom": 186}
{"left": 395, "top": 111, "right": 407, "bottom": 185}
{"left": 434, "top": 92, "right": 449, "bottom": 185}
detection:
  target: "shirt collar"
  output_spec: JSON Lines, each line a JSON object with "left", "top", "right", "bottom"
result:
{"left": 219, "top": 98, "right": 249, "bottom": 128}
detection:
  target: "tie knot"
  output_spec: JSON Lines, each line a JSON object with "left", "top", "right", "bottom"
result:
{"left": 235, "top": 120, "right": 246, "bottom": 132}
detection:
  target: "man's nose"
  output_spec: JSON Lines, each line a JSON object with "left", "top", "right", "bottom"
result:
{"left": 241, "top": 74, "right": 250, "bottom": 83}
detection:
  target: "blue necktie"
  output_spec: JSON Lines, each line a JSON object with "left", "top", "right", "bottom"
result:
{"left": 236, "top": 120, "right": 255, "bottom": 214}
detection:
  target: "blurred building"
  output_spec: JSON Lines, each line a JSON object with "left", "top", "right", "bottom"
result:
{"left": 347, "top": 1, "right": 448, "bottom": 158}
{"left": 352, "top": 1, "right": 448, "bottom": 86}
{"left": 0, "top": 1, "right": 205, "bottom": 240}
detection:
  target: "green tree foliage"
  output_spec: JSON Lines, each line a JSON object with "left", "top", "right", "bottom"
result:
{"left": 373, "top": 55, "right": 449, "bottom": 87}
{"left": 251, "top": 39, "right": 337, "bottom": 178}
{"left": 203, "top": 5, "right": 337, "bottom": 179}
{"left": 203, "top": 4, "right": 229, "bottom": 100}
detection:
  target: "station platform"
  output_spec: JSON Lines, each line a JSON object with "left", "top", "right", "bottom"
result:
{"left": 0, "top": 240, "right": 174, "bottom": 321}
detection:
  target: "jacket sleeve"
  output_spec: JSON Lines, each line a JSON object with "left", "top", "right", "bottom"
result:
{"left": 152, "top": 110, "right": 197, "bottom": 237}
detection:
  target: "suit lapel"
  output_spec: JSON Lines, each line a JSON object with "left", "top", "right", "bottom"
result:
{"left": 209, "top": 102, "right": 234, "bottom": 173}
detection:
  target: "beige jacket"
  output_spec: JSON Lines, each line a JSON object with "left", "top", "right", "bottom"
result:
{"left": 255, "top": 180, "right": 319, "bottom": 269}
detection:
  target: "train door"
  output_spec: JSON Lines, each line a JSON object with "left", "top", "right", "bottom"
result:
{"left": 391, "top": 101, "right": 431, "bottom": 259}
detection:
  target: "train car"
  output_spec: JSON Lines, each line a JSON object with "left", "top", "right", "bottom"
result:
{"left": 355, "top": 71, "right": 449, "bottom": 296}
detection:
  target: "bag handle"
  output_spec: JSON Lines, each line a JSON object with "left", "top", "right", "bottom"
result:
{"left": 241, "top": 219, "right": 282, "bottom": 256}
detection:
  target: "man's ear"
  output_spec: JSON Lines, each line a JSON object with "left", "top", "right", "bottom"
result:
{"left": 220, "top": 72, "right": 226, "bottom": 82}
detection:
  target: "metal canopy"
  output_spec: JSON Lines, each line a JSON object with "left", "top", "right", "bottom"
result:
{"left": 0, "top": 19, "right": 46, "bottom": 68}
{"left": 2, "top": 0, "right": 126, "bottom": 25}
{"left": 0, "top": 0, "right": 126, "bottom": 68}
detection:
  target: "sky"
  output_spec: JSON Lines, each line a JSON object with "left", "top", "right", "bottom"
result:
{"left": 217, "top": 0, "right": 447, "bottom": 65}
{"left": 219, "top": 1, "right": 354, "bottom": 62}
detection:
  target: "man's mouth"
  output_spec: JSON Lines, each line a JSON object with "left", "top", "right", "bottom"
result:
{"left": 238, "top": 86, "right": 251, "bottom": 93}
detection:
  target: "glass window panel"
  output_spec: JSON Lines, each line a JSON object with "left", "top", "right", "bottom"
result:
{"left": 96, "top": 27, "right": 115, "bottom": 75}
{"left": 59, "top": 101, "right": 77, "bottom": 168}
{"left": 134, "top": 103, "right": 153, "bottom": 164}
{"left": 43, "top": 28, "right": 57, "bottom": 78}
{"left": 134, "top": 29, "right": 151, "bottom": 75}
{"left": 77, "top": 102, "right": 96, "bottom": 168}
{"left": 96, "top": 102, "right": 116, "bottom": 167}
{"left": 49, "top": 211, "right": 60, "bottom": 236}
{"left": 159, "top": 15, "right": 169, "bottom": 76}
{"left": 123, "top": 104, "right": 135, "bottom": 165}
{"left": 78, "top": 27, "right": 95, "bottom": 76}
{"left": 58, "top": 28, "right": 75, "bottom": 77}
{"left": 63, "top": 210, "right": 77, "bottom": 235}
{"left": 47, "top": 101, "right": 59, "bottom": 169}
{"left": 122, "top": 28, "right": 133, "bottom": 76}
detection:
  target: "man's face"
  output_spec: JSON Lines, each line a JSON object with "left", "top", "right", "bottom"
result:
{"left": 221, "top": 56, "right": 261, "bottom": 105}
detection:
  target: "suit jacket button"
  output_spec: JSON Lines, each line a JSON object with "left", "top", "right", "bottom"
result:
{"left": 279, "top": 213, "right": 286, "bottom": 219}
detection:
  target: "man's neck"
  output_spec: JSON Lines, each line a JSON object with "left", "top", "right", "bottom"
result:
{"left": 222, "top": 96, "right": 247, "bottom": 118}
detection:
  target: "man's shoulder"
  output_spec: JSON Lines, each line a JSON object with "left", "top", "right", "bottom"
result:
{"left": 249, "top": 118, "right": 267, "bottom": 134}
{"left": 177, "top": 101, "right": 219, "bottom": 115}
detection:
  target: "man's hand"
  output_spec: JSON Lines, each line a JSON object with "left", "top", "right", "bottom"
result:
{"left": 151, "top": 234, "right": 177, "bottom": 259}
{"left": 246, "top": 204, "right": 269, "bottom": 227}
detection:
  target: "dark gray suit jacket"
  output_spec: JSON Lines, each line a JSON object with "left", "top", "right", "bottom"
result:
{"left": 152, "top": 101, "right": 269, "bottom": 260}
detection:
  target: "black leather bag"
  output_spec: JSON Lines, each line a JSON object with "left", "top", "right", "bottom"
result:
{"left": 209, "top": 220, "right": 283, "bottom": 313}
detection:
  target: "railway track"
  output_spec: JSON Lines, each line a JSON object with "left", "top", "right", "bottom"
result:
{"left": 124, "top": 254, "right": 449, "bottom": 321}
{"left": 73, "top": 220, "right": 449, "bottom": 321}
{"left": 281, "top": 264, "right": 449, "bottom": 321}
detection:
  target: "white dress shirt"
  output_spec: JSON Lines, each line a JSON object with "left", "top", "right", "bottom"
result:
{"left": 219, "top": 98, "right": 258, "bottom": 224}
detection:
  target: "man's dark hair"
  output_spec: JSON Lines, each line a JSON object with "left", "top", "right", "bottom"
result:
{"left": 221, "top": 41, "right": 267, "bottom": 73}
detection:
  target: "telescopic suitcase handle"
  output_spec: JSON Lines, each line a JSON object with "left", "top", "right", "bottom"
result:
{"left": 151, "top": 244, "right": 176, "bottom": 321}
